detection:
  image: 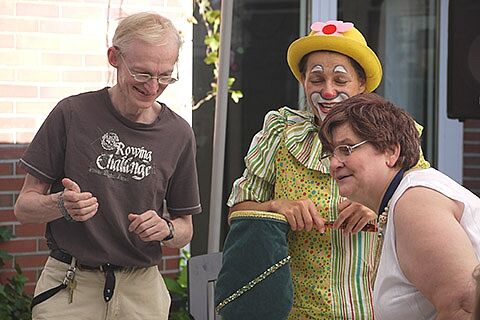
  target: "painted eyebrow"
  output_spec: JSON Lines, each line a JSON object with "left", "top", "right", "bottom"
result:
{"left": 333, "top": 65, "right": 348, "bottom": 73}
{"left": 310, "top": 64, "right": 324, "bottom": 73}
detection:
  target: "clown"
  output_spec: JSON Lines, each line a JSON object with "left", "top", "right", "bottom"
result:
{"left": 221, "top": 20, "right": 429, "bottom": 319}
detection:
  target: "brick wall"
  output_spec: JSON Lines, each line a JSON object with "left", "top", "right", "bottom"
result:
{"left": 0, "top": 0, "right": 193, "bottom": 293}
{"left": 464, "top": 119, "right": 480, "bottom": 197}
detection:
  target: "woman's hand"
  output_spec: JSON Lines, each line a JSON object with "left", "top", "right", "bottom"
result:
{"left": 333, "top": 198, "right": 377, "bottom": 233}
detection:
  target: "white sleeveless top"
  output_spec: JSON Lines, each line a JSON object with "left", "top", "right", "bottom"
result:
{"left": 374, "top": 168, "right": 480, "bottom": 319}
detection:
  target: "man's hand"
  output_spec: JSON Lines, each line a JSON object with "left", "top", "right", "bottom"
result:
{"left": 61, "top": 178, "right": 98, "bottom": 222}
{"left": 128, "top": 210, "right": 171, "bottom": 242}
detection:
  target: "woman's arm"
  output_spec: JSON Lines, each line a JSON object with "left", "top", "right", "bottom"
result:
{"left": 395, "top": 187, "right": 477, "bottom": 319}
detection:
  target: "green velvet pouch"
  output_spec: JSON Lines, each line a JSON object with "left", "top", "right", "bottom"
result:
{"left": 214, "top": 210, "right": 293, "bottom": 320}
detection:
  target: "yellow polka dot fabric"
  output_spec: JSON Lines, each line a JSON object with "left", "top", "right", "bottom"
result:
{"left": 275, "top": 141, "right": 377, "bottom": 319}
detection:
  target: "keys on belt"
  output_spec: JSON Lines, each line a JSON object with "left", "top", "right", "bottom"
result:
{"left": 50, "top": 250, "right": 126, "bottom": 302}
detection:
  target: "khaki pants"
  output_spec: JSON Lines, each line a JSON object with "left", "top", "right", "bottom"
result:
{"left": 32, "top": 257, "right": 171, "bottom": 320}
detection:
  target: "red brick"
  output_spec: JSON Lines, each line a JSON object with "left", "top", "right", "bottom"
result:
{"left": 14, "top": 254, "right": 48, "bottom": 268}
{"left": 38, "top": 237, "right": 49, "bottom": 251}
{"left": 464, "top": 167, "right": 480, "bottom": 177}
{"left": 0, "top": 145, "right": 27, "bottom": 159}
{"left": 15, "top": 224, "right": 45, "bottom": 237}
{"left": 16, "top": 3, "right": 59, "bottom": 18}
{"left": 464, "top": 119, "right": 480, "bottom": 128}
{"left": 0, "top": 178, "right": 24, "bottom": 191}
{"left": 0, "top": 210, "right": 16, "bottom": 222}
{"left": 0, "top": 258, "right": 14, "bottom": 269}
{"left": 0, "top": 163, "right": 13, "bottom": 175}
{"left": 16, "top": 163, "right": 28, "bottom": 175}
{"left": 162, "top": 272, "right": 176, "bottom": 280}
{"left": 161, "top": 246, "right": 179, "bottom": 256}
{"left": 0, "top": 239, "right": 36, "bottom": 253}
{"left": 464, "top": 156, "right": 480, "bottom": 166}
{"left": 0, "top": 224, "right": 13, "bottom": 235}
{"left": 0, "top": 269, "right": 37, "bottom": 284}
{"left": 463, "top": 179, "right": 480, "bottom": 190}
{"left": 165, "top": 257, "right": 180, "bottom": 270}
{"left": 464, "top": 144, "right": 480, "bottom": 153}
{"left": 161, "top": 269, "right": 178, "bottom": 276}
{"left": 24, "top": 283, "right": 36, "bottom": 295}
{"left": 0, "top": 194, "right": 14, "bottom": 207}
{"left": 464, "top": 131, "right": 480, "bottom": 141}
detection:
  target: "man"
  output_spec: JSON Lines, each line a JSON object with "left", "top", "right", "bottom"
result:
{"left": 14, "top": 12, "right": 201, "bottom": 320}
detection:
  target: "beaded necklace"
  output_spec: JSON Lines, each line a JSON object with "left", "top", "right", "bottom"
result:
{"left": 372, "top": 168, "right": 406, "bottom": 284}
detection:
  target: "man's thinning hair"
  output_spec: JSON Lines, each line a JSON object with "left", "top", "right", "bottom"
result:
{"left": 112, "top": 12, "right": 182, "bottom": 51}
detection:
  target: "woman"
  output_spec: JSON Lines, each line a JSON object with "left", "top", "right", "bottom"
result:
{"left": 319, "top": 93, "right": 479, "bottom": 319}
{"left": 225, "top": 21, "right": 429, "bottom": 318}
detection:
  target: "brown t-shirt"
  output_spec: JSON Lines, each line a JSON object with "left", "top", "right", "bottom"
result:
{"left": 20, "top": 88, "right": 201, "bottom": 267}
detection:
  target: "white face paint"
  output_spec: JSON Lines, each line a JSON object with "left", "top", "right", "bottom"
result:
{"left": 310, "top": 91, "right": 350, "bottom": 120}
{"left": 334, "top": 65, "right": 348, "bottom": 74}
{"left": 303, "top": 52, "right": 366, "bottom": 123}
{"left": 312, "top": 64, "right": 324, "bottom": 73}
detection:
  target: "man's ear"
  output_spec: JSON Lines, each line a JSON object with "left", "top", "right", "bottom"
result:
{"left": 107, "top": 47, "right": 119, "bottom": 68}
{"left": 386, "top": 143, "right": 401, "bottom": 168}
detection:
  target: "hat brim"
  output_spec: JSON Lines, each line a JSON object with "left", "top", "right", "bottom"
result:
{"left": 287, "top": 35, "right": 382, "bottom": 93}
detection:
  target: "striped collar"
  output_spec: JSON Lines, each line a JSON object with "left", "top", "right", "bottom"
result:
{"left": 279, "top": 107, "right": 329, "bottom": 173}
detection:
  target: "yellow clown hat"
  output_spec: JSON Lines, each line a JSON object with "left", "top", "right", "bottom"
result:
{"left": 287, "top": 20, "right": 382, "bottom": 93}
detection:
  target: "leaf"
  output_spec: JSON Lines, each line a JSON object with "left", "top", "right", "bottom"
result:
{"left": 0, "top": 227, "right": 12, "bottom": 242}
{"left": 205, "top": 9, "right": 221, "bottom": 24}
{"left": 204, "top": 52, "right": 218, "bottom": 65}
{"left": 0, "top": 250, "right": 12, "bottom": 266}
{"left": 227, "top": 77, "right": 235, "bottom": 86}
{"left": 230, "top": 90, "right": 244, "bottom": 103}
{"left": 204, "top": 35, "right": 219, "bottom": 52}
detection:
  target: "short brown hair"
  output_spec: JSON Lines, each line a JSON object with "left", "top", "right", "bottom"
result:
{"left": 319, "top": 93, "right": 420, "bottom": 169}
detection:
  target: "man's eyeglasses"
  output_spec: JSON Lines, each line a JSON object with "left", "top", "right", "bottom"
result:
{"left": 321, "top": 140, "right": 368, "bottom": 163}
{"left": 118, "top": 52, "right": 179, "bottom": 85}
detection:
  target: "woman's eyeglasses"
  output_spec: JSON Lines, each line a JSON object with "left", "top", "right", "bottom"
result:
{"left": 321, "top": 140, "right": 368, "bottom": 163}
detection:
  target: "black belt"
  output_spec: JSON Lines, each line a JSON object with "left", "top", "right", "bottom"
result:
{"left": 31, "top": 250, "right": 126, "bottom": 310}
{"left": 49, "top": 249, "right": 124, "bottom": 303}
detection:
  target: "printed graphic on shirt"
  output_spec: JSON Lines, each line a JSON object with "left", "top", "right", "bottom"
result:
{"left": 89, "top": 132, "right": 153, "bottom": 181}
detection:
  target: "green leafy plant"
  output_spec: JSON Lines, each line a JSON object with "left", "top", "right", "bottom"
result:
{"left": 192, "top": 0, "right": 243, "bottom": 110}
{"left": 0, "top": 226, "right": 32, "bottom": 320}
{"left": 164, "top": 249, "right": 191, "bottom": 320}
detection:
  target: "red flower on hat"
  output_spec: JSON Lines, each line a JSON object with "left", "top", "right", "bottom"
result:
{"left": 311, "top": 21, "right": 354, "bottom": 36}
